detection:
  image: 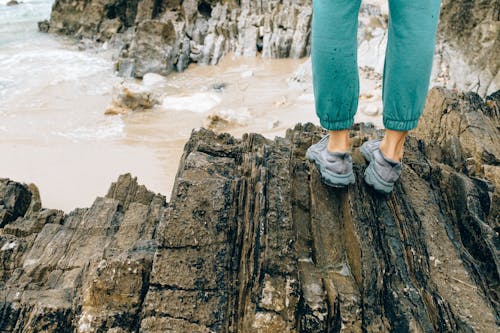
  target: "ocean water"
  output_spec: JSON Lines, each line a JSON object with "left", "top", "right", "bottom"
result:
{"left": 0, "top": 0, "right": 51, "bottom": 99}
{"left": 0, "top": 0, "right": 51, "bottom": 47}
{"left": 0, "top": 0, "right": 165, "bottom": 211}
{"left": 0, "top": 0, "right": 123, "bottom": 140}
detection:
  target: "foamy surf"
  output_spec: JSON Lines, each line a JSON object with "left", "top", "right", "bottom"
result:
{"left": 0, "top": 44, "right": 115, "bottom": 100}
{"left": 0, "top": 0, "right": 52, "bottom": 46}
{"left": 51, "top": 117, "right": 125, "bottom": 142}
{"left": 161, "top": 92, "right": 222, "bottom": 113}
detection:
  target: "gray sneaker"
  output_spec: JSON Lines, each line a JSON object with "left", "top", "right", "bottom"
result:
{"left": 360, "top": 139, "right": 402, "bottom": 194}
{"left": 306, "top": 135, "right": 355, "bottom": 187}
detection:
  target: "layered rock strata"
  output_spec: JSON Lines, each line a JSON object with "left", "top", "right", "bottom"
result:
{"left": 1, "top": 86, "right": 499, "bottom": 332}
{"left": 45, "top": 0, "right": 313, "bottom": 77}
{"left": 437, "top": 0, "right": 500, "bottom": 96}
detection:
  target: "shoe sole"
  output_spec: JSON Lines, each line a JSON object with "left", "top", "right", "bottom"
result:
{"left": 306, "top": 149, "right": 355, "bottom": 188}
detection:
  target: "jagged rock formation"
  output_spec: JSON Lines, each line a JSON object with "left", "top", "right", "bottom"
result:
{"left": 437, "top": 0, "right": 500, "bottom": 96}
{"left": 1, "top": 86, "right": 499, "bottom": 332}
{"left": 45, "top": 0, "right": 312, "bottom": 77}
{"left": 0, "top": 174, "right": 166, "bottom": 332}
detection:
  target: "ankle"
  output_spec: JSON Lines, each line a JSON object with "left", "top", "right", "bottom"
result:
{"left": 379, "top": 141, "right": 403, "bottom": 162}
{"left": 328, "top": 138, "right": 350, "bottom": 153}
{"left": 327, "top": 130, "right": 350, "bottom": 153}
{"left": 380, "top": 130, "right": 407, "bottom": 162}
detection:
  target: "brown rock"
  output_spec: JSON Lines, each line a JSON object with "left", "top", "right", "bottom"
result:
{"left": 414, "top": 87, "right": 500, "bottom": 177}
{"left": 105, "top": 83, "right": 159, "bottom": 115}
{"left": 0, "top": 178, "right": 32, "bottom": 227}
{"left": 37, "top": 19, "right": 50, "bottom": 33}
{"left": 438, "top": 0, "right": 500, "bottom": 96}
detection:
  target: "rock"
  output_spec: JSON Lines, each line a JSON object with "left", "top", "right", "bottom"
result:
{"left": 37, "top": 20, "right": 50, "bottom": 33}
{"left": 0, "top": 174, "right": 166, "bottom": 332}
{"left": 1, "top": 87, "right": 499, "bottom": 332}
{"left": 105, "top": 82, "right": 159, "bottom": 115}
{"left": 6, "top": 0, "right": 19, "bottom": 6}
{"left": 0, "top": 179, "right": 32, "bottom": 227}
{"left": 437, "top": 0, "right": 500, "bottom": 96}
{"left": 269, "top": 119, "right": 280, "bottom": 129}
{"left": 210, "top": 82, "right": 227, "bottom": 92}
{"left": 483, "top": 165, "right": 500, "bottom": 223}
{"left": 121, "top": 19, "right": 178, "bottom": 78}
{"left": 414, "top": 87, "right": 500, "bottom": 177}
{"left": 97, "top": 18, "right": 123, "bottom": 41}
{"left": 25, "top": 183, "right": 42, "bottom": 217}
{"left": 414, "top": 87, "right": 500, "bottom": 230}
{"left": 204, "top": 107, "right": 251, "bottom": 131}
{"left": 485, "top": 89, "right": 500, "bottom": 129}
{"left": 46, "top": 0, "right": 313, "bottom": 77}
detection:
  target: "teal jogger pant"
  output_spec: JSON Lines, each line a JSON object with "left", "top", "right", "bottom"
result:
{"left": 311, "top": 0, "right": 442, "bottom": 131}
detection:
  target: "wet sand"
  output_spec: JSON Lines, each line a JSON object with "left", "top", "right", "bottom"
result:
{"left": 0, "top": 142, "right": 169, "bottom": 211}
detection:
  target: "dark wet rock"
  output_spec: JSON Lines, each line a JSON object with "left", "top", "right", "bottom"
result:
{"left": 1, "top": 87, "right": 499, "bottom": 331}
{"left": 414, "top": 87, "right": 500, "bottom": 230}
{"left": 6, "top": 0, "right": 19, "bottom": 6}
{"left": 37, "top": 19, "right": 50, "bottom": 33}
{"left": 0, "top": 179, "right": 32, "bottom": 227}
{"left": 0, "top": 174, "right": 166, "bottom": 332}
{"left": 211, "top": 82, "right": 227, "bottom": 92}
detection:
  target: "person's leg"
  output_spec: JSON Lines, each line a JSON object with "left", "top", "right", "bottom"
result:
{"left": 328, "top": 130, "right": 350, "bottom": 153}
{"left": 381, "top": 0, "right": 442, "bottom": 160}
{"left": 380, "top": 129, "right": 407, "bottom": 161}
{"left": 311, "top": 0, "right": 362, "bottom": 152}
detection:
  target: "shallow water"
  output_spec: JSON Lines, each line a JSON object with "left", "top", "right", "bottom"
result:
{"left": 0, "top": 0, "right": 164, "bottom": 211}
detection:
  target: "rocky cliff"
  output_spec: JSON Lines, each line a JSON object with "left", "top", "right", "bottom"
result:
{"left": 1, "top": 86, "right": 499, "bottom": 332}
{"left": 437, "top": 0, "right": 500, "bottom": 96}
{"left": 45, "top": 0, "right": 313, "bottom": 77}
{"left": 40, "top": 0, "right": 499, "bottom": 95}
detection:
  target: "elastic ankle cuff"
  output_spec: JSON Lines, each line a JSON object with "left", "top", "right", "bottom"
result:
{"left": 319, "top": 118, "right": 354, "bottom": 131}
{"left": 383, "top": 118, "right": 419, "bottom": 131}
